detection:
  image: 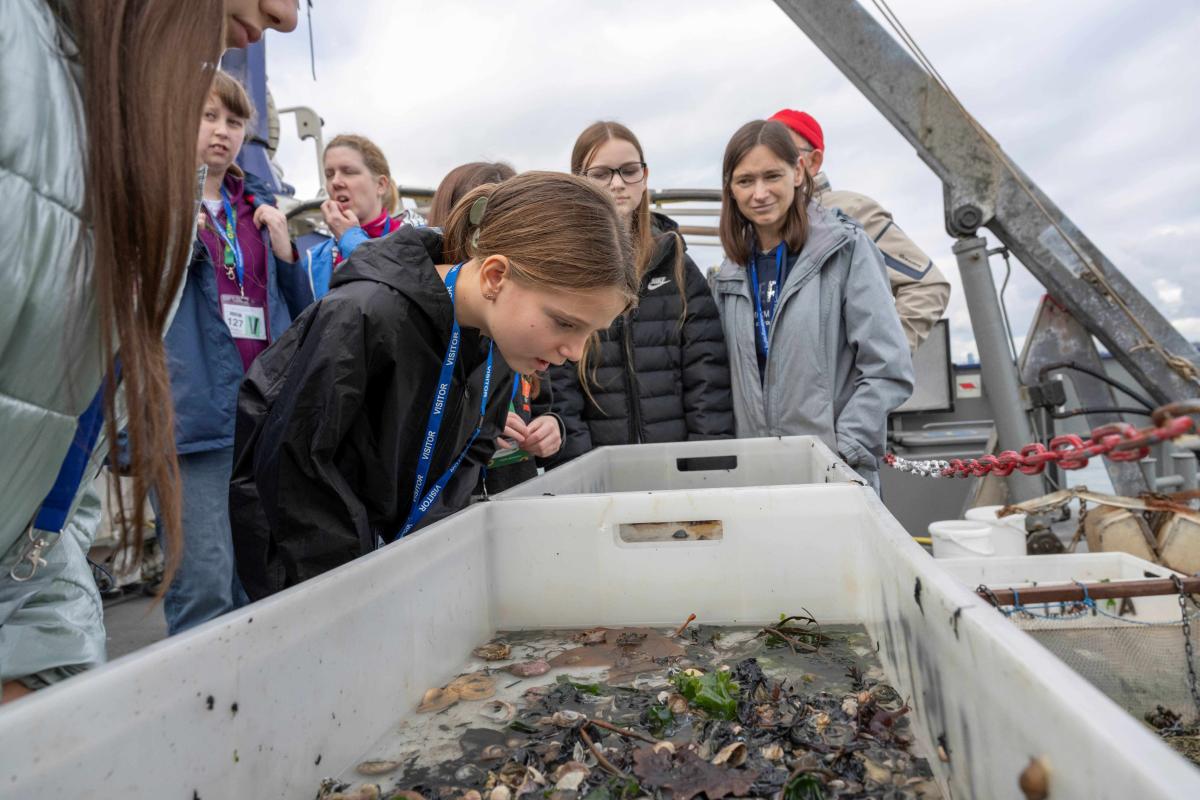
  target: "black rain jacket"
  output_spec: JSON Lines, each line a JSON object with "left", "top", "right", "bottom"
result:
{"left": 546, "top": 214, "right": 733, "bottom": 466}
{"left": 230, "top": 226, "right": 512, "bottom": 599}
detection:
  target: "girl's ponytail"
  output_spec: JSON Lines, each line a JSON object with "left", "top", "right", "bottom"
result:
{"left": 440, "top": 171, "right": 637, "bottom": 304}
{"left": 442, "top": 182, "right": 499, "bottom": 265}
{"left": 385, "top": 177, "right": 401, "bottom": 216}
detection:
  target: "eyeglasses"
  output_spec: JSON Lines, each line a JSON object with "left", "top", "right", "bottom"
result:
{"left": 583, "top": 161, "right": 647, "bottom": 185}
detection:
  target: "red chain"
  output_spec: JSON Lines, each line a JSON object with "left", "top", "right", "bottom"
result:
{"left": 884, "top": 400, "right": 1200, "bottom": 478}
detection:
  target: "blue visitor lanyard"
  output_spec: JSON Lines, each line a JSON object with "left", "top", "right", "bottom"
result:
{"left": 208, "top": 187, "right": 245, "bottom": 291}
{"left": 747, "top": 239, "right": 787, "bottom": 360}
{"left": 399, "top": 262, "right": 495, "bottom": 537}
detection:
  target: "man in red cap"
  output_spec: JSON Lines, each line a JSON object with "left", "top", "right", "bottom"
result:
{"left": 769, "top": 109, "right": 950, "bottom": 352}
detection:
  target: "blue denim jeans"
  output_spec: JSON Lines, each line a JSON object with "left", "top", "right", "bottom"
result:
{"left": 154, "top": 447, "right": 248, "bottom": 635}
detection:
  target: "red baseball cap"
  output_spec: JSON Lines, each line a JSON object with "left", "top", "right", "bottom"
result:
{"left": 768, "top": 109, "right": 824, "bottom": 152}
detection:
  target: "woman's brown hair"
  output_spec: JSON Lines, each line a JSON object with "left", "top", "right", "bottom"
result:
{"left": 571, "top": 121, "right": 689, "bottom": 392}
{"left": 719, "top": 119, "right": 814, "bottom": 266}
{"left": 442, "top": 171, "right": 638, "bottom": 307}
{"left": 427, "top": 161, "right": 516, "bottom": 228}
{"left": 57, "top": 0, "right": 224, "bottom": 583}
{"left": 571, "top": 122, "right": 658, "bottom": 281}
{"left": 324, "top": 133, "right": 400, "bottom": 215}
{"left": 209, "top": 70, "right": 255, "bottom": 125}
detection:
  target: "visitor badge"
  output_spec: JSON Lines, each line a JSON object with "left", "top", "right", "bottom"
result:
{"left": 221, "top": 294, "right": 267, "bottom": 341}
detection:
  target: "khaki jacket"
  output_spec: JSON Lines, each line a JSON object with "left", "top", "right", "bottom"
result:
{"left": 813, "top": 172, "right": 950, "bottom": 351}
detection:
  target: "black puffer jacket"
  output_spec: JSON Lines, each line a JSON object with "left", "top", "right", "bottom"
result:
{"left": 230, "top": 226, "right": 512, "bottom": 599}
{"left": 547, "top": 214, "right": 733, "bottom": 465}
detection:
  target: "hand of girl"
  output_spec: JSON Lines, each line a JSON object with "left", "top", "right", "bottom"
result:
{"left": 494, "top": 411, "right": 529, "bottom": 451}
{"left": 253, "top": 204, "right": 294, "bottom": 262}
{"left": 321, "top": 198, "right": 360, "bottom": 242}
{"left": 519, "top": 415, "right": 562, "bottom": 459}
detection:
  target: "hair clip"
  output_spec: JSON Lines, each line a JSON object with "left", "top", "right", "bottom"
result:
{"left": 469, "top": 195, "right": 488, "bottom": 226}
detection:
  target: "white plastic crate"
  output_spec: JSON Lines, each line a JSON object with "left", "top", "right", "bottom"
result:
{"left": 0, "top": 486, "right": 1196, "bottom": 798}
{"left": 937, "top": 552, "right": 1181, "bottom": 621}
{"left": 497, "top": 435, "right": 862, "bottom": 497}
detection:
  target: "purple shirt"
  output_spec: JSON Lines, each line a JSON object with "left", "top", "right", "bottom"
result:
{"left": 198, "top": 173, "right": 271, "bottom": 372}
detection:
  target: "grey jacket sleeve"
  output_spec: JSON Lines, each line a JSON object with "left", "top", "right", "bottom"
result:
{"left": 834, "top": 232, "right": 915, "bottom": 470}
{"left": 0, "top": 481, "right": 106, "bottom": 687}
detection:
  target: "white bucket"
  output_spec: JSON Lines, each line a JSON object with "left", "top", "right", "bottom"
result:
{"left": 930, "top": 520, "right": 996, "bottom": 558}
{"left": 965, "top": 504, "right": 1028, "bottom": 557}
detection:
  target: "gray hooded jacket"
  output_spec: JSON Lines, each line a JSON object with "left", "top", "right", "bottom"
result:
{"left": 714, "top": 202, "right": 914, "bottom": 487}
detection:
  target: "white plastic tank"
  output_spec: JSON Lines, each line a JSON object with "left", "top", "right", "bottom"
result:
{"left": 965, "top": 504, "right": 1029, "bottom": 557}
{"left": 930, "top": 519, "right": 996, "bottom": 558}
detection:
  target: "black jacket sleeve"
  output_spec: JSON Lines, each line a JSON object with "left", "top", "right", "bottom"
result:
{"left": 679, "top": 256, "right": 735, "bottom": 439}
{"left": 232, "top": 292, "right": 388, "bottom": 596}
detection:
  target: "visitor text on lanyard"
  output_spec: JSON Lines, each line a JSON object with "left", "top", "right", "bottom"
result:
{"left": 399, "top": 262, "right": 495, "bottom": 537}
{"left": 747, "top": 239, "right": 788, "bottom": 361}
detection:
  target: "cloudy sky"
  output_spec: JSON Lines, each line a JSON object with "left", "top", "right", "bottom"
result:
{"left": 263, "top": 0, "right": 1200, "bottom": 362}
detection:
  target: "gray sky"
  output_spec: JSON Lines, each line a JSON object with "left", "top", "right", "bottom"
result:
{"left": 264, "top": 0, "right": 1200, "bottom": 362}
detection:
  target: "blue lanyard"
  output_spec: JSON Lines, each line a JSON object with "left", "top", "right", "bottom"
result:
{"left": 747, "top": 239, "right": 787, "bottom": 360}
{"left": 399, "top": 262, "right": 495, "bottom": 537}
{"left": 208, "top": 187, "right": 245, "bottom": 289}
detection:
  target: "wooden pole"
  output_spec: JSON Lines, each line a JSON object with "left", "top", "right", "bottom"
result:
{"left": 978, "top": 576, "right": 1200, "bottom": 606}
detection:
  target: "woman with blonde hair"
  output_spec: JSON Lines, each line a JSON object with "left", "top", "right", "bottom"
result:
{"left": 301, "top": 133, "right": 426, "bottom": 302}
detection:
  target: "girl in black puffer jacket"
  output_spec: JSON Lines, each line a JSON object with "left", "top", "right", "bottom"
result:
{"left": 547, "top": 122, "right": 734, "bottom": 465}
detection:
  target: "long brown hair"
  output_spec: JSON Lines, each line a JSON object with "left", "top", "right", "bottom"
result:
{"left": 58, "top": 0, "right": 224, "bottom": 583}
{"left": 719, "top": 119, "right": 814, "bottom": 266}
{"left": 571, "top": 121, "right": 689, "bottom": 389}
{"left": 442, "top": 171, "right": 638, "bottom": 308}
{"left": 324, "top": 133, "right": 400, "bottom": 215}
{"left": 427, "top": 161, "right": 516, "bottom": 228}
{"left": 571, "top": 122, "right": 657, "bottom": 280}
{"left": 210, "top": 70, "right": 255, "bottom": 125}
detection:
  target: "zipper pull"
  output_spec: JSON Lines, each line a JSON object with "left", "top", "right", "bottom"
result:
{"left": 9, "top": 527, "right": 55, "bottom": 582}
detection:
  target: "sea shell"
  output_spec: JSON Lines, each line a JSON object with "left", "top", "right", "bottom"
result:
{"left": 355, "top": 760, "right": 400, "bottom": 776}
{"left": 473, "top": 643, "right": 513, "bottom": 661}
{"left": 711, "top": 742, "right": 746, "bottom": 767}
{"left": 508, "top": 659, "right": 552, "bottom": 678}
{"left": 448, "top": 672, "right": 496, "bottom": 701}
{"left": 480, "top": 700, "right": 516, "bottom": 723}
{"left": 760, "top": 743, "right": 784, "bottom": 762}
{"left": 417, "top": 687, "right": 458, "bottom": 713}
{"left": 548, "top": 709, "right": 586, "bottom": 727}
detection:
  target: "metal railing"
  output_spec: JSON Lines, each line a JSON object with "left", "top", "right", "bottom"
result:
{"left": 285, "top": 187, "right": 726, "bottom": 249}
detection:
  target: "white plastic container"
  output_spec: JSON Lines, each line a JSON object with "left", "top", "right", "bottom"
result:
{"left": 497, "top": 435, "right": 862, "bottom": 497}
{"left": 965, "top": 504, "right": 1028, "bottom": 557}
{"left": 930, "top": 519, "right": 996, "bottom": 558}
{"left": 937, "top": 552, "right": 1182, "bottom": 622}
{"left": 1, "top": 486, "right": 1196, "bottom": 799}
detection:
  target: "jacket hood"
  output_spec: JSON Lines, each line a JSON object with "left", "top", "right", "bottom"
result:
{"left": 647, "top": 211, "right": 686, "bottom": 276}
{"left": 328, "top": 225, "right": 455, "bottom": 331}
{"left": 714, "top": 201, "right": 852, "bottom": 287}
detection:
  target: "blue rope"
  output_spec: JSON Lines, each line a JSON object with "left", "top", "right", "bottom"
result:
{"left": 1073, "top": 580, "right": 1097, "bottom": 615}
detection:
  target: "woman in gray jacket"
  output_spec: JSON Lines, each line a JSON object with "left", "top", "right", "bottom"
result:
{"left": 713, "top": 120, "right": 914, "bottom": 490}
